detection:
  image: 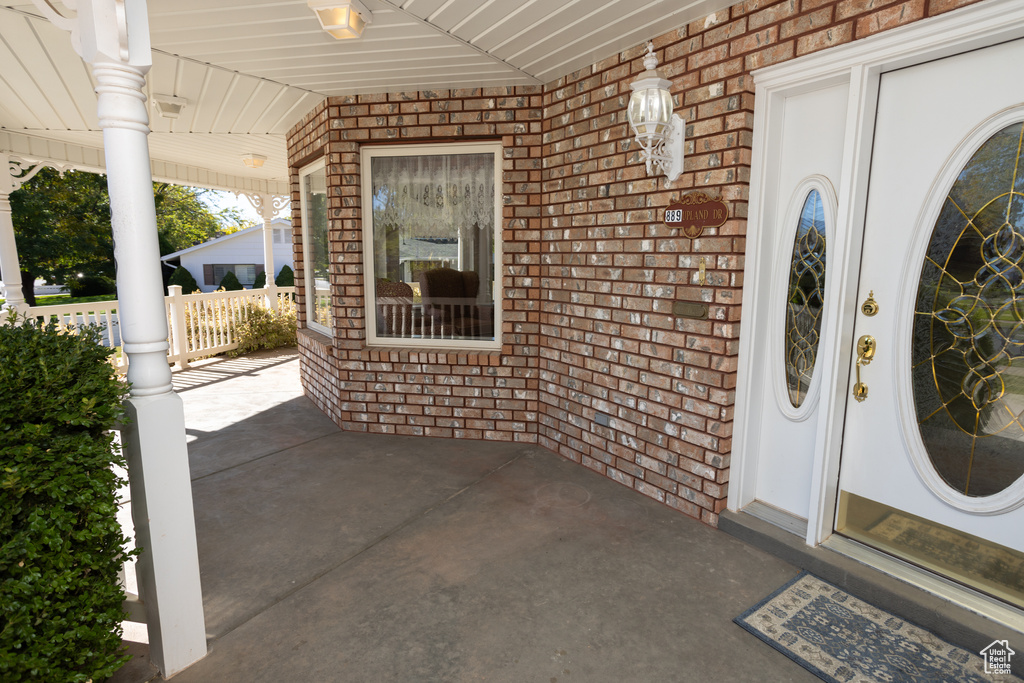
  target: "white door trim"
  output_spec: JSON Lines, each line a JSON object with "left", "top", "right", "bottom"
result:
{"left": 731, "top": 0, "right": 1024, "bottom": 548}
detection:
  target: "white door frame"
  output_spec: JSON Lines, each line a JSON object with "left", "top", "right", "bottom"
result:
{"left": 731, "top": 0, "right": 1024, "bottom": 547}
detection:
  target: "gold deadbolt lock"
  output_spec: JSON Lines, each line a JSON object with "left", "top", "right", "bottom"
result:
{"left": 861, "top": 291, "right": 879, "bottom": 317}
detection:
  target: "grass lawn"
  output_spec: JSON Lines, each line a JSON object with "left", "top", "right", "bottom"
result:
{"left": 0, "top": 293, "right": 118, "bottom": 307}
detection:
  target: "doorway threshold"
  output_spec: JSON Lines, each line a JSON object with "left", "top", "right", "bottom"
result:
{"left": 720, "top": 509, "right": 1024, "bottom": 678}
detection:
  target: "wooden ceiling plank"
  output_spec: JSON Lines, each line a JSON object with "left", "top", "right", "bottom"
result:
{"left": 148, "top": 4, "right": 316, "bottom": 34}
{"left": 147, "top": 52, "right": 183, "bottom": 134}
{"left": 0, "top": 32, "right": 64, "bottom": 130}
{"left": 469, "top": 0, "right": 576, "bottom": 53}
{"left": 0, "top": 17, "right": 84, "bottom": 130}
{"left": 210, "top": 74, "right": 260, "bottom": 134}
{"left": 169, "top": 59, "right": 212, "bottom": 134}
{"left": 229, "top": 81, "right": 275, "bottom": 134}
{"left": 398, "top": 0, "right": 450, "bottom": 16}
{"left": 36, "top": 18, "right": 101, "bottom": 130}
{"left": 261, "top": 92, "right": 325, "bottom": 136}
{"left": 164, "top": 21, "right": 441, "bottom": 62}
{"left": 449, "top": 0, "right": 535, "bottom": 42}
{"left": 0, "top": 94, "right": 37, "bottom": 133}
{"left": 524, "top": 2, "right": 696, "bottom": 80}
{"left": 0, "top": 76, "right": 46, "bottom": 131}
{"left": 189, "top": 68, "right": 236, "bottom": 134}
{"left": 422, "top": 0, "right": 470, "bottom": 30}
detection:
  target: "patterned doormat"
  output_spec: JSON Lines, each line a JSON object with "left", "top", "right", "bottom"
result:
{"left": 735, "top": 572, "right": 1020, "bottom": 682}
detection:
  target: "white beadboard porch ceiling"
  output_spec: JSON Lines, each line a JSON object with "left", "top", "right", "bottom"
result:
{"left": 0, "top": 0, "right": 732, "bottom": 194}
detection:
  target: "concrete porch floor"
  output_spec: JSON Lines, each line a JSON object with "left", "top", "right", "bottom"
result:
{"left": 114, "top": 347, "right": 819, "bottom": 682}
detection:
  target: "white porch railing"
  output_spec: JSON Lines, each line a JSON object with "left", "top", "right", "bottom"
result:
{"left": 0, "top": 284, "right": 296, "bottom": 371}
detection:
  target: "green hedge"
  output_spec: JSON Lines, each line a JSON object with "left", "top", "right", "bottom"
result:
{"left": 229, "top": 302, "right": 298, "bottom": 357}
{"left": 0, "top": 317, "right": 135, "bottom": 682}
{"left": 218, "top": 270, "right": 243, "bottom": 291}
{"left": 168, "top": 265, "right": 201, "bottom": 294}
{"left": 274, "top": 265, "right": 294, "bottom": 287}
{"left": 67, "top": 274, "right": 117, "bottom": 298}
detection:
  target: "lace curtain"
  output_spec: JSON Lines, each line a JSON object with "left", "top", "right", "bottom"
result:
{"left": 371, "top": 153, "right": 494, "bottom": 237}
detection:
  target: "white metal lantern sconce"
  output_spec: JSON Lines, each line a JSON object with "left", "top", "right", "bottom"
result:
{"left": 627, "top": 43, "right": 685, "bottom": 185}
{"left": 308, "top": 0, "right": 373, "bottom": 39}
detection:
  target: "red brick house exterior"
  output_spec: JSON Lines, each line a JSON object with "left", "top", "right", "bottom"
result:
{"left": 286, "top": 0, "right": 983, "bottom": 528}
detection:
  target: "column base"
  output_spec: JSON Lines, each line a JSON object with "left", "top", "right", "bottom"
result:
{"left": 122, "top": 391, "right": 207, "bottom": 677}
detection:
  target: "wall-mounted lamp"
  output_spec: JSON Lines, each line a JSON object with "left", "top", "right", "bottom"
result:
{"left": 241, "top": 153, "right": 267, "bottom": 169}
{"left": 627, "top": 43, "right": 684, "bottom": 185}
{"left": 308, "top": 0, "right": 372, "bottom": 39}
{"left": 152, "top": 94, "right": 188, "bottom": 119}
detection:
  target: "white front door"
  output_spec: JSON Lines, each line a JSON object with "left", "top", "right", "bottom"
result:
{"left": 836, "top": 38, "right": 1024, "bottom": 607}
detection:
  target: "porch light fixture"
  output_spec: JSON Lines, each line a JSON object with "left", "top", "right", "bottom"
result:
{"left": 627, "top": 43, "right": 684, "bottom": 185}
{"left": 308, "top": 0, "right": 372, "bottom": 39}
{"left": 241, "top": 153, "right": 267, "bottom": 169}
{"left": 152, "top": 94, "right": 188, "bottom": 119}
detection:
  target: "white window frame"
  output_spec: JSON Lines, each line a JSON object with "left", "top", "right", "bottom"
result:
{"left": 361, "top": 141, "right": 503, "bottom": 350}
{"left": 299, "top": 158, "right": 331, "bottom": 337}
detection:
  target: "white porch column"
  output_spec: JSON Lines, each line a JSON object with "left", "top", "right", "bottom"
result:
{"left": 0, "top": 154, "right": 50, "bottom": 311}
{"left": 240, "top": 192, "right": 288, "bottom": 310}
{"left": 31, "top": 0, "right": 207, "bottom": 676}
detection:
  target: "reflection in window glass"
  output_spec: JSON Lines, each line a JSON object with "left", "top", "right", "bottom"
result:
{"left": 913, "top": 121, "right": 1024, "bottom": 497}
{"left": 365, "top": 145, "right": 499, "bottom": 345}
{"left": 784, "top": 189, "right": 827, "bottom": 408}
{"left": 301, "top": 162, "right": 331, "bottom": 334}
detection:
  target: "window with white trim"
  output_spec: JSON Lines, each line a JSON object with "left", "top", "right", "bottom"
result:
{"left": 209, "top": 264, "right": 258, "bottom": 287}
{"left": 299, "top": 160, "right": 331, "bottom": 336}
{"left": 361, "top": 142, "right": 502, "bottom": 349}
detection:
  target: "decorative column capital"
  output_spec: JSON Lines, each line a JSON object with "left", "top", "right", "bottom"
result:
{"left": 237, "top": 192, "right": 290, "bottom": 222}
{"left": 30, "top": 0, "right": 152, "bottom": 69}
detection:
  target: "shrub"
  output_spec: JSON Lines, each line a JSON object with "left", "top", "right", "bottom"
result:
{"left": 0, "top": 316, "right": 135, "bottom": 682}
{"left": 218, "top": 270, "right": 243, "bottom": 291}
{"left": 228, "top": 301, "right": 298, "bottom": 357}
{"left": 252, "top": 270, "right": 267, "bottom": 289}
{"left": 274, "top": 265, "right": 294, "bottom": 287}
{"left": 67, "top": 274, "right": 116, "bottom": 298}
{"left": 168, "top": 265, "right": 200, "bottom": 294}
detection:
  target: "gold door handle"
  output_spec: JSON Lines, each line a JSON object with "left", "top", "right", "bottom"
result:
{"left": 853, "top": 334, "right": 876, "bottom": 402}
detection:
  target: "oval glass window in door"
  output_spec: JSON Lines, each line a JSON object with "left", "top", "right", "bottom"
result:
{"left": 784, "top": 189, "right": 827, "bottom": 408}
{"left": 913, "top": 120, "right": 1024, "bottom": 497}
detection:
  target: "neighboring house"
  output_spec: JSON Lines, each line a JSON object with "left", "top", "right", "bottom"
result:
{"left": 161, "top": 218, "right": 293, "bottom": 292}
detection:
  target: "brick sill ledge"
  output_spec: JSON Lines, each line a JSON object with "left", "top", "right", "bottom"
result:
{"left": 358, "top": 346, "right": 502, "bottom": 366}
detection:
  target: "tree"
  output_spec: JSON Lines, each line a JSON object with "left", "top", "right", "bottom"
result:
{"left": 9, "top": 169, "right": 114, "bottom": 307}
{"left": 275, "top": 265, "right": 295, "bottom": 287}
{"left": 218, "top": 270, "right": 243, "bottom": 291}
{"left": 252, "top": 270, "right": 267, "bottom": 289}
{"left": 154, "top": 184, "right": 251, "bottom": 256}
{"left": 9, "top": 172, "right": 248, "bottom": 305}
{"left": 168, "top": 265, "right": 200, "bottom": 294}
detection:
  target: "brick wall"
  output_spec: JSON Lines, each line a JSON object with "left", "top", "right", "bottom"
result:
{"left": 288, "top": 0, "right": 984, "bottom": 525}
{"left": 287, "top": 88, "right": 545, "bottom": 441}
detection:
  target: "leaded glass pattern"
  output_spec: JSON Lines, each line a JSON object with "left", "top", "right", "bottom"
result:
{"left": 785, "top": 189, "right": 827, "bottom": 408}
{"left": 913, "top": 121, "right": 1024, "bottom": 497}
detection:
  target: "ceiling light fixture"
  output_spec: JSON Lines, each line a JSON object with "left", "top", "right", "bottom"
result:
{"left": 241, "top": 153, "right": 267, "bottom": 169}
{"left": 308, "top": 0, "right": 373, "bottom": 40}
{"left": 626, "top": 43, "right": 684, "bottom": 185}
